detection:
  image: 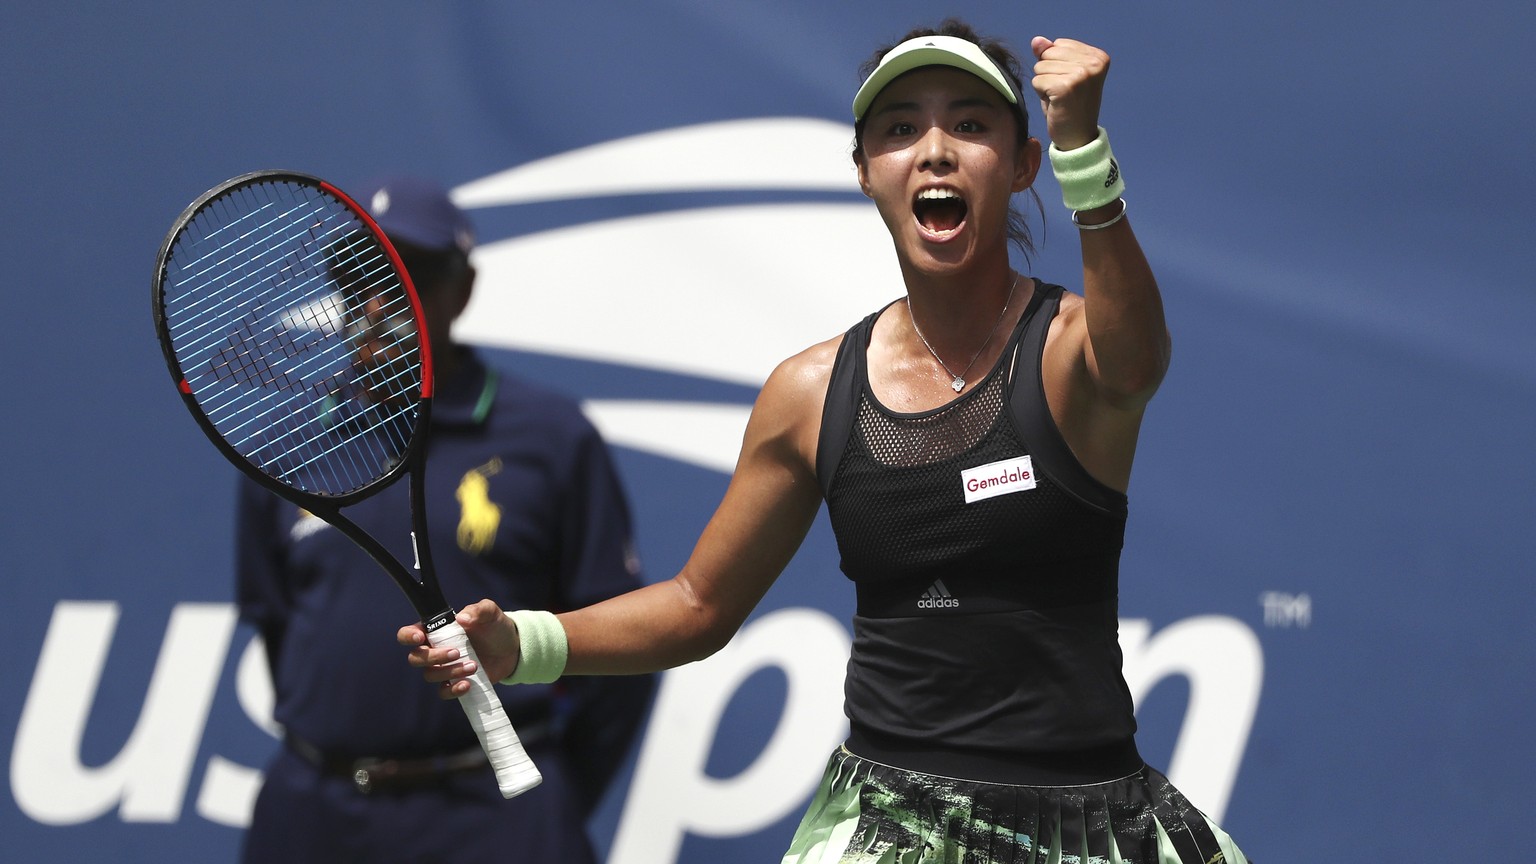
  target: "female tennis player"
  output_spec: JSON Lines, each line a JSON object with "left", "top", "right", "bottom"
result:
{"left": 403, "top": 19, "right": 1250, "bottom": 863}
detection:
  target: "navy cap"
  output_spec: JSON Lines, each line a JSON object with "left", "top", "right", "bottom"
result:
{"left": 354, "top": 176, "right": 475, "bottom": 255}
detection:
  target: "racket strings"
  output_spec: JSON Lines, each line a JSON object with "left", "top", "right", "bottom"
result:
{"left": 162, "top": 178, "right": 423, "bottom": 497}
{"left": 170, "top": 192, "right": 347, "bottom": 345}
{"left": 172, "top": 194, "right": 369, "bottom": 361}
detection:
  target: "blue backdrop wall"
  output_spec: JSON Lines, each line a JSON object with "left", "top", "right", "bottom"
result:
{"left": 4, "top": 2, "right": 1534, "bottom": 862}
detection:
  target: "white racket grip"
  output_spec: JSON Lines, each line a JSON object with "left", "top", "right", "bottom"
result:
{"left": 428, "top": 620, "right": 543, "bottom": 798}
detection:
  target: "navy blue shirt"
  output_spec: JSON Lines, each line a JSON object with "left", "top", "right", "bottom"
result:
{"left": 236, "top": 346, "right": 651, "bottom": 808}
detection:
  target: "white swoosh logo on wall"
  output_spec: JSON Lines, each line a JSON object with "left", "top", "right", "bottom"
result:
{"left": 581, "top": 400, "right": 752, "bottom": 474}
{"left": 452, "top": 117, "right": 860, "bottom": 205}
{"left": 452, "top": 117, "right": 902, "bottom": 470}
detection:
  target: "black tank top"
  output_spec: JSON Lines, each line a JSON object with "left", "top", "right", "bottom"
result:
{"left": 816, "top": 280, "right": 1141, "bottom": 784}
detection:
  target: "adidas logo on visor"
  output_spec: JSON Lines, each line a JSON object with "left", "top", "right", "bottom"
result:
{"left": 917, "top": 579, "right": 960, "bottom": 610}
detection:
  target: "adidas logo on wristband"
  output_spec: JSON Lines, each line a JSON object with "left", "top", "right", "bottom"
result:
{"left": 1104, "top": 158, "right": 1120, "bottom": 188}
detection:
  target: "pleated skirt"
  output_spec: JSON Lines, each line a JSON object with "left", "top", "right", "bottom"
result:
{"left": 782, "top": 746, "right": 1248, "bottom": 864}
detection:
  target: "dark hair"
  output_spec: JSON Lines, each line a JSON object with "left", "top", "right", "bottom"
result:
{"left": 852, "top": 18, "right": 1044, "bottom": 262}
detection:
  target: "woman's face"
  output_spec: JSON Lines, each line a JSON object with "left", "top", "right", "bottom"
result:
{"left": 855, "top": 65, "right": 1039, "bottom": 273}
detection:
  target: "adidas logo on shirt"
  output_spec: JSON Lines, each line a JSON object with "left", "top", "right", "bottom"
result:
{"left": 917, "top": 579, "right": 960, "bottom": 610}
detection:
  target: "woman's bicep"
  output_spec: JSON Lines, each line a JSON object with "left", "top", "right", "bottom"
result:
{"left": 674, "top": 357, "right": 829, "bottom": 641}
{"left": 561, "top": 346, "right": 832, "bottom": 673}
{"left": 677, "top": 422, "right": 824, "bottom": 640}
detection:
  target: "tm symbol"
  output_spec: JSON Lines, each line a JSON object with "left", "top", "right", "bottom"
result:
{"left": 1259, "top": 591, "right": 1311, "bottom": 629}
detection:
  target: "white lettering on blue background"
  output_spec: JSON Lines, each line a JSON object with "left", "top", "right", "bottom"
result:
{"left": 11, "top": 601, "right": 1261, "bottom": 849}
{"left": 11, "top": 602, "right": 236, "bottom": 825}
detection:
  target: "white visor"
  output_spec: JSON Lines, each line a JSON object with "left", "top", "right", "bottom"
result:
{"left": 852, "top": 34, "right": 1020, "bottom": 121}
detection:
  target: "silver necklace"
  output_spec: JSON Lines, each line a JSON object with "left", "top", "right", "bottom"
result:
{"left": 908, "top": 273, "right": 1021, "bottom": 393}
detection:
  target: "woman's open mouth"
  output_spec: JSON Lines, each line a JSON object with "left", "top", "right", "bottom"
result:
{"left": 913, "top": 187, "right": 967, "bottom": 238}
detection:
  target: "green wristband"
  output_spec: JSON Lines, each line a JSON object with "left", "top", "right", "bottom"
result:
{"left": 1047, "top": 126, "right": 1125, "bottom": 212}
{"left": 501, "top": 610, "right": 569, "bottom": 685}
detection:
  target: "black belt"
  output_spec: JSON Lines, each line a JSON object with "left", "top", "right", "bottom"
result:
{"left": 286, "top": 718, "right": 552, "bottom": 794}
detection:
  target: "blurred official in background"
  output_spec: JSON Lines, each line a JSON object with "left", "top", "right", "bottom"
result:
{"left": 236, "top": 176, "right": 654, "bottom": 864}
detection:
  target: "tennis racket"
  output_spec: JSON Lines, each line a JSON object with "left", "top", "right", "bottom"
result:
{"left": 151, "top": 169, "right": 541, "bottom": 798}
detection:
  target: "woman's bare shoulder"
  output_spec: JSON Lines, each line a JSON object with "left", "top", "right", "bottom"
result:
{"left": 743, "top": 331, "right": 848, "bottom": 464}
{"left": 770, "top": 332, "right": 844, "bottom": 392}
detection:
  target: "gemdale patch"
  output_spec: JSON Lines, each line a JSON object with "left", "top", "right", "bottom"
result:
{"left": 960, "top": 455, "right": 1036, "bottom": 503}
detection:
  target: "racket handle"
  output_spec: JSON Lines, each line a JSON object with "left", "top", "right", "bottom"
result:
{"left": 428, "top": 619, "right": 544, "bottom": 798}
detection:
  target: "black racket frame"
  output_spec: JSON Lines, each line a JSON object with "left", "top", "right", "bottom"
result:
{"left": 151, "top": 169, "right": 455, "bottom": 632}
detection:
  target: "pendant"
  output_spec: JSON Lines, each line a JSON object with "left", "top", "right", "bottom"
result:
{"left": 951, "top": 377, "right": 965, "bottom": 392}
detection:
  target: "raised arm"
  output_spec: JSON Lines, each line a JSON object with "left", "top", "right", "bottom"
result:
{"left": 403, "top": 340, "right": 836, "bottom": 692}
{"left": 1031, "top": 36, "right": 1171, "bottom": 490}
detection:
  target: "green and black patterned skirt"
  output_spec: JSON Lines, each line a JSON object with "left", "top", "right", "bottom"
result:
{"left": 782, "top": 746, "right": 1248, "bottom": 864}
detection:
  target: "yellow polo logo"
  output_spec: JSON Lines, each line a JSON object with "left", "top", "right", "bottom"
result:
{"left": 456, "top": 458, "right": 502, "bottom": 554}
